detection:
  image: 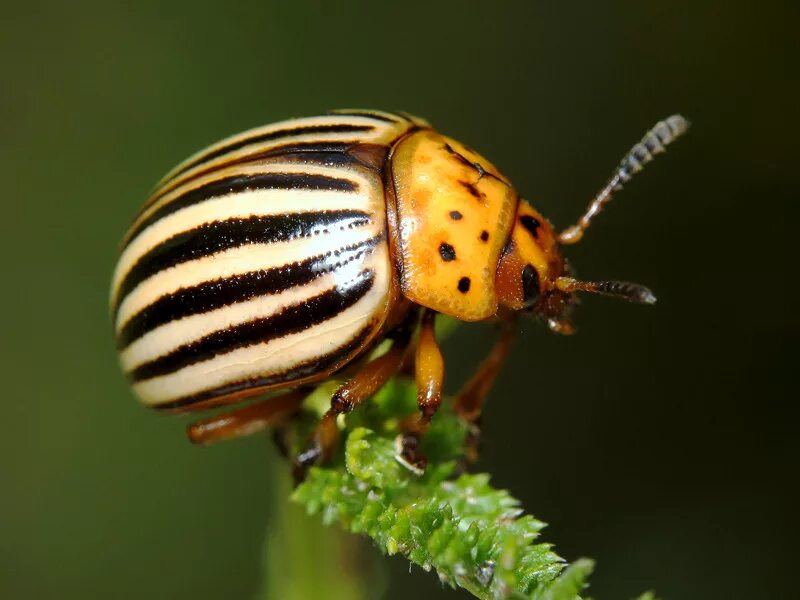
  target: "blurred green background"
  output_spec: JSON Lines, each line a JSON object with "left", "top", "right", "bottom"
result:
{"left": 1, "top": 1, "right": 796, "bottom": 598}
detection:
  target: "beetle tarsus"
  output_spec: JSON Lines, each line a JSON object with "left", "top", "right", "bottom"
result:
{"left": 294, "top": 326, "right": 414, "bottom": 482}
{"left": 396, "top": 308, "right": 444, "bottom": 473}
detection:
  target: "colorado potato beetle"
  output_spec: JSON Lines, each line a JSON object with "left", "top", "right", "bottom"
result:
{"left": 111, "top": 109, "right": 688, "bottom": 474}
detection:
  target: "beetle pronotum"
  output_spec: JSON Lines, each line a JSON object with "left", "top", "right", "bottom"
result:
{"left": 110, "top": 109, "right": 688, "bottom": 476}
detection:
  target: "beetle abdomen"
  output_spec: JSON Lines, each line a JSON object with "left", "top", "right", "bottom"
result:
{"left": 110, "top": 112, "right": 416, "bottom": 411}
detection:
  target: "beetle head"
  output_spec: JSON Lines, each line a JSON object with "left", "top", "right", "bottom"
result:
{"left": 496, "top": 199, "right": 655, "bottom": 334}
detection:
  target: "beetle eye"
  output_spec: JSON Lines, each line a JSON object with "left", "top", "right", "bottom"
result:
{"left": 521, "top": 264, "right": 540, "bottom": 306}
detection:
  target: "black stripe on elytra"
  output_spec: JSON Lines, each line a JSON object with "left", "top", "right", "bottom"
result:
{"left": 252, "top": 141, "right": 352, "bottom": 159}
{"left": 271, "top": 145, "right": 389, "bottom": 172}
{"left": 274, "top": 151, "right": 366, "bottom": 169}
{"left": 143, "top": 142, "right": 358, "bottom": 212}
{"left": 116, "top": 233, "right": 383, "bottom": 349}
{"left": 390, "top": 111, "right": 419, "bottom": 122}
{"left": 151, "top": 323, "right": 376, "bottom": 411}
{"left": 126, "top": 171, "right": 359, "bottom": 249}
{"left": 172, "top": 124, "right": 375, "bottom": 178}
{"left": 128, "top": 270, "right": 375, "bottom": 383}
{"left": 329, "top": 110, "right": 400, "bottom": 123}
{"left": 114, "top": 209, "right": 371, "bottom": 316}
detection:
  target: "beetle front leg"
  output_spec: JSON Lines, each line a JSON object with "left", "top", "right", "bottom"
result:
{"left": 293, "top": 322, "right": 414, "bottom": 482}
{"left": 397, "top": 309, "right": 445, "bottom": 474}
{"left": 453, "top": 324, "right": 514, "bottom": 462}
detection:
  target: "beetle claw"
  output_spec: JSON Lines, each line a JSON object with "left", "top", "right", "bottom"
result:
{"left": 292, "top": 444, "right": 322, "bottom": 484}
{"left": 394, "top": 433, "right": 427, "bottom": 476}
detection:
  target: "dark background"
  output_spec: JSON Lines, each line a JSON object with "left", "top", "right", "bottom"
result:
{"left": 1, "top": 2, "right": 796, "bottom": 599}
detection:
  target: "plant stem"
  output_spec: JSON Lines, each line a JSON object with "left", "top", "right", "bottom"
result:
{"left": 260, "top": 460, "right": 385, "bottom": 600}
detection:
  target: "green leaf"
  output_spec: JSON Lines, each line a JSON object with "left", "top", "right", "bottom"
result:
{"left": 286, "top": 379, "right": 657, "bottom": 599}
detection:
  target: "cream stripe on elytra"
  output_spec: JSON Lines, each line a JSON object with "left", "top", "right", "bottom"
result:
{"left": 114, "top": 225, "right": 380, "bottom": 332}
{"left": 120, "top": 160, "right": 371, "bottom": 259}
{"left": 117, "top": 235, "right": 384, "bottom": 366}
{"left": 114, "top": 195, "right": 375, "bottom": 303}
{"left": 130, "top": 265, "right": 389, "bottom": 407}
{"left": 120, "top": 268, "right": 349, "bottom": 370}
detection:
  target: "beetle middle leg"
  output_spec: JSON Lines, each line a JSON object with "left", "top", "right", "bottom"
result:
{"left": 293, "top": 319, "right": 414, "bottom": 482}
{"left": 397, "top": 309, "right": 445, "bottom": 474}
{"left": 187, "top": 386, "right": 313, "bottom": 446}
{"left": 453, "top": 323, "right": 515, "bottom": 462}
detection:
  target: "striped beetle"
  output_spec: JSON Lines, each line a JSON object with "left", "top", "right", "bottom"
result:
{"left": 111, "top": 109, "right": 688, "bottom": 475}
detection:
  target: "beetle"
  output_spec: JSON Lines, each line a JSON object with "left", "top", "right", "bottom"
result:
{"left": 110, "top": 109, "right": 688, "bottom": 475}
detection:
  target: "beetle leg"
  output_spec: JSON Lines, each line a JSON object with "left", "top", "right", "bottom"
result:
{"left": 453, "top": 324, "right": 515, "bottom": 462}
{"left": 293, "top": 319, "right": 414, "bottom": 482}
{"left": 397, "top": 309, "right": 445, "bottom": 474}
{"left": 186, "top": 387, "right": 312, "bottom": 446}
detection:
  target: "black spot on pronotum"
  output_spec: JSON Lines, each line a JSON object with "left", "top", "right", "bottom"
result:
{"left": 459, "top": 180, "right": 482, "bottom": 200}
{"left": 480, "top": 230, "right": 489, "bottom": 242}
{"left": 522, "top": 264, "right": 540, "bottom": 305}
{"left": 439, "top": 242, "right": 456, "bottom": 262}
{"left": 520, "top": 215, "right": 541, "bottom": 239}
{"left": 449, "top": 210, "right": 463, "bottom": 220}
{"left": 457, "top": 277, "right": 471, "bottom": 293}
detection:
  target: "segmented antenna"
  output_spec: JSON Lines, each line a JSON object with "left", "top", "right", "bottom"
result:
{"left": 555, "top": 276, "right": 657, "bottom": 305}
{"left": 558, "top": 114, "right": 690, "bottom": 245}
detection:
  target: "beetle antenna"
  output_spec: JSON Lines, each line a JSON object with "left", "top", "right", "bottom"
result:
{"left": 555, "top": 276, "right": 657, "bottom": 305}
{"left": 558, "top": 115, "right": 690, "bottom": 245}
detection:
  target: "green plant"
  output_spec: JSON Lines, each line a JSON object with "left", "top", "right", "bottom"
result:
{"left": 261, "top": 378, "right": 658, "bottom": 600}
